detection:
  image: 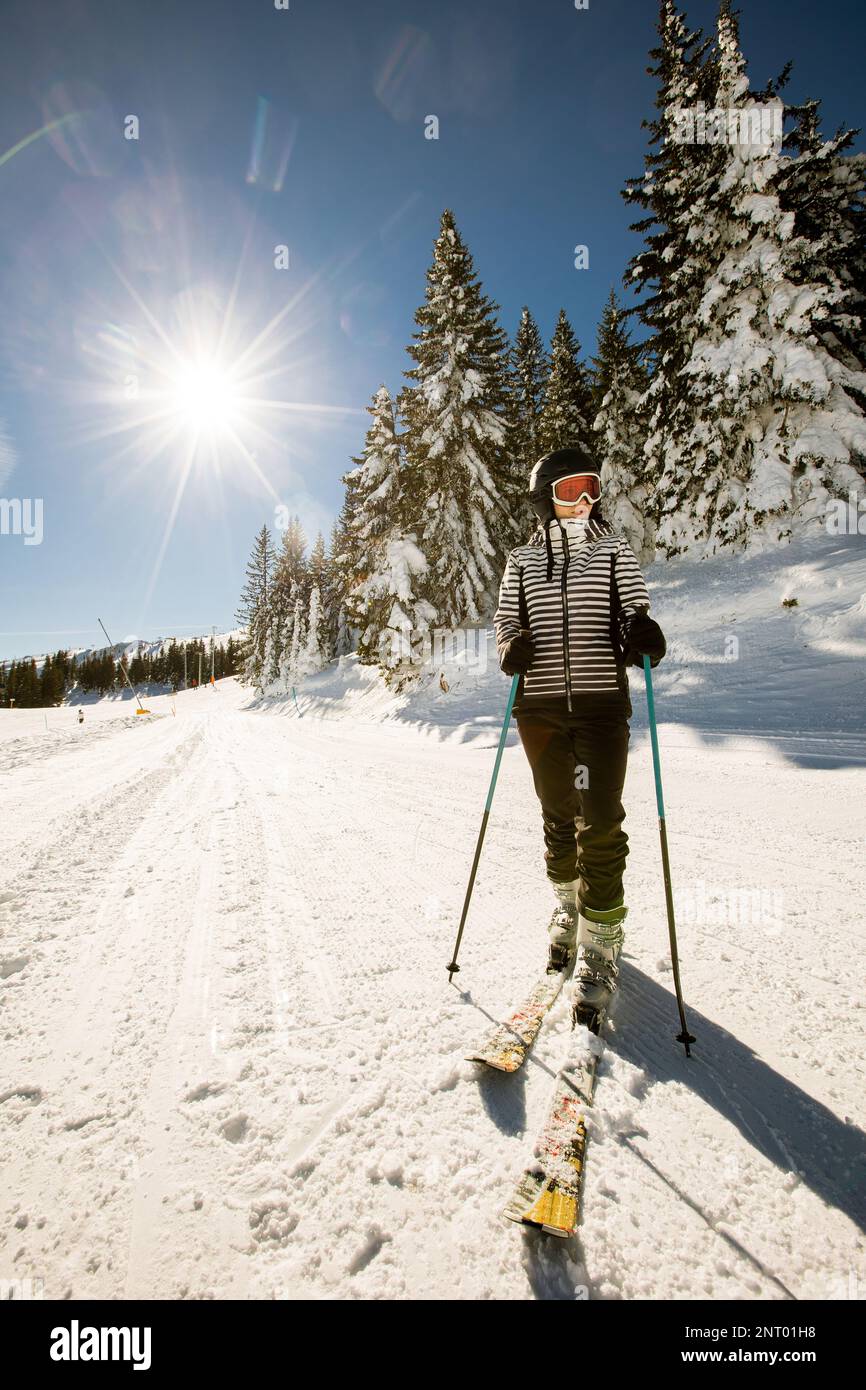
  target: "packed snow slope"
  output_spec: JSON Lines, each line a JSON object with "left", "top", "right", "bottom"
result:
{"left": 1, "top": 530, "right": 864, "bottom": 1301}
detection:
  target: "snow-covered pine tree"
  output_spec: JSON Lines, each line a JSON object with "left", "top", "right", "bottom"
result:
{"left": 293, "top": 597, "right": 306, "bottom": 674}
{"left": 330, "top": 471, "right": 363, "bottom": 656}
{"left": 307, "top": 533, "right": 334, "bottom": 664}
{"left": 334, "top": 607, "right": 352, "bottom": 658}
{"left": 780, "top": 97, "right": 866, "bottom": 414}
{"left": 695, "top": 1, "right": 866, "bottom": 549}
{"left": 269, "top": 516, "right": 308, "bottom": 681}
{"left": 347, "top": 386, "right": 401, "bottom": 555}
{"left": 622, "top": 0, "right": 717, "bottom": 546}
{"left": 279, "top": 594, "right": 306, "bottom": 690}
{"left": 301, "top": 585, "right": 324, "bottom": 676}
{"left": 330, "top": 555, "right": 354, "bottom": 658}
{"left": 342, "top": 384, "right": 398, "bottom": 655}
{"left": 260, "top": 628, "right": 278, "bottom": 697}
{"left": 274, "top": 515, "right": 308, "bottom": 598}
{"left": 235, "top": 524, "right": 274, "bottom": 689}
{"left": 538, "top": 310, "right": 596, "bottom": 456}
{"left": 626, "top": 0, "right": 866, "bottom": 556}
{"left": 344, "top": 385, "right": 434, "bottom": 675}
{"left": 399, "top": 209, "right": 519, "bottom": 631}
{"left": 257, "top": 584, "right": 292, "bottom": 695}
{"left": 508, "top": 306, "right": 549, "bottom": 495}
{"left": 591, "top": 289, "right": 654, "bottom": 559}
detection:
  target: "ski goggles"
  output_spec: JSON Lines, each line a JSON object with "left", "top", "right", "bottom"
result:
{"left": 550, "top": 472, "right": 602, "bottom": 505}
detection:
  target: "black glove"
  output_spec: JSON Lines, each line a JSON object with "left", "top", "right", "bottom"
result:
{"left": 624, "top": 613, "right": 666, "bottom": 669}
{"left": 501, "top": 630, "right": 535, "bottom": 676}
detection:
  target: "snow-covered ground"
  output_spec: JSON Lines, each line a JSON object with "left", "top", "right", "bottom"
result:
{"left": 1, "top": 531, "right": 864, "bottom": 1300}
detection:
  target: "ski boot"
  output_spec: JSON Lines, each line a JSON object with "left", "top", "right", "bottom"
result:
{"left": 571, "top": 903, "right": 628, "bottom": 1032}
{"left": 546, "top": 879, "right": 580, "bottom": 975}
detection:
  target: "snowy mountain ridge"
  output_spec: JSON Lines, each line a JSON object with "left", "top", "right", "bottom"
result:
{"left": 3, "top": 628, "right": 246, "bottom": 676}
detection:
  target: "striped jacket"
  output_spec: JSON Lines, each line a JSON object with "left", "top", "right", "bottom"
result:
{"left": 493, "top": 516, "right": 651, "bottom": 713}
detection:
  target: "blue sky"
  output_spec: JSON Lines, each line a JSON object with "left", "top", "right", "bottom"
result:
{"left": 0, "top": 0, "right": 863, "bottom": 661}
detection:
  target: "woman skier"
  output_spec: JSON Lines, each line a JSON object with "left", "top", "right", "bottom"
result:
{"left": 493, "top": 445, "right": 666, "bottom": 1029}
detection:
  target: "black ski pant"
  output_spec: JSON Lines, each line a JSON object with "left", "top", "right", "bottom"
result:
{"left": 514, "top": 704, "right": 630, "bottom": 913}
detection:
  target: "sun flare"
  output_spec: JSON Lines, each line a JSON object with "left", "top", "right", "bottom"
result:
{"left": 169, "top": 359, "right": 238, "bottom": 434}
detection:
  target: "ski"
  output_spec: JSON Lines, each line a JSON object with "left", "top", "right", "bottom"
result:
{"left": 466, "top": 971, "right": 566, "bottom": 1073}
{"left": 501, "top": 1007, "right": 608, "bottom": 1236}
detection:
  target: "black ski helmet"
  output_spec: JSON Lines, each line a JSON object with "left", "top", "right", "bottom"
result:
{"left": 528, "top": 444, "right": 602, "bottom": 524}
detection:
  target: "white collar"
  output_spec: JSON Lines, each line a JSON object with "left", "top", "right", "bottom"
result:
{"left": 548, "top": 517, "right": 591, "bottom": 547}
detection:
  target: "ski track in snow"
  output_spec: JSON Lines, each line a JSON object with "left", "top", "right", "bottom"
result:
{"left": 1, "top": 658, "right": 864, "bottom": 1301}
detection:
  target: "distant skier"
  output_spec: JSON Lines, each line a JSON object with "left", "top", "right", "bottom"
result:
{"left": 493, "top": 446, "right": 666, "bottom": 1026}
{"left": 78, "top": 708, "right": 84, "bottom": 725}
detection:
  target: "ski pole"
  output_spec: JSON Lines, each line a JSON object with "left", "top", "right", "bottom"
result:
{"left": 447, "top": 673, "right": 520, "bottom": 981}
{"left": 643, "top": 654, "right": 695, "bottom": 1056}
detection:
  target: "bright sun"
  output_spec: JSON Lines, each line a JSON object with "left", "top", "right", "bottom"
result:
{"left": 169, "top": 359, "right": 238, "bottom": 433}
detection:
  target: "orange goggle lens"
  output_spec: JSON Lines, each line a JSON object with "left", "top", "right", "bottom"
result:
{"left": 551, "top": 473, "right": 601, "bottom": 503}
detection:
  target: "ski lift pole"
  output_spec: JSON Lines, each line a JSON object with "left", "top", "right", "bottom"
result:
{"left": 643, "top": 654, "right": 695, "bottom": 1056}
{"left": 447, "top": 673, "right": 520, "bottom": 981}
{"left": 98, "top": 619, "right": 148, "bottom": 713}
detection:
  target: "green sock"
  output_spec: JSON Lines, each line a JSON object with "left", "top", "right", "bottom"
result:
{"left": 581, "top": 902, "right": 627, "bottom": 925}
